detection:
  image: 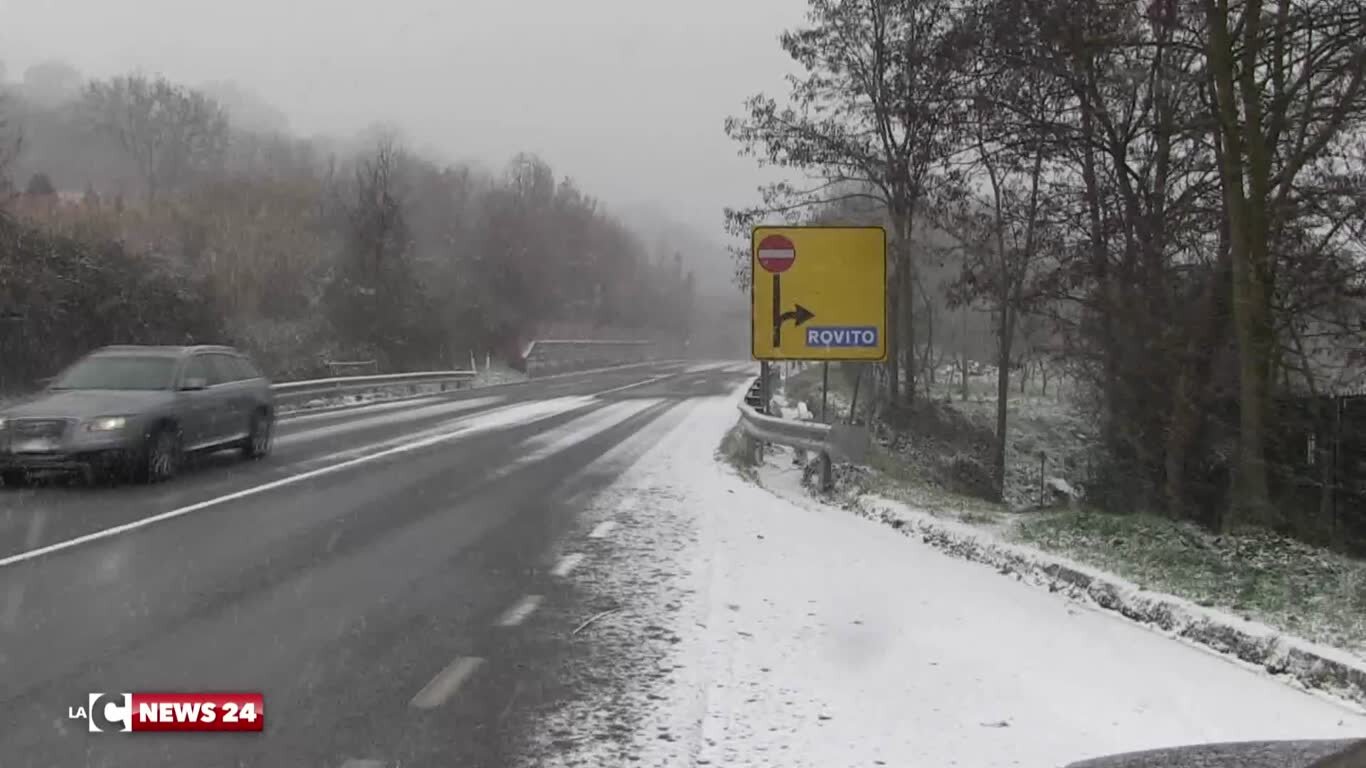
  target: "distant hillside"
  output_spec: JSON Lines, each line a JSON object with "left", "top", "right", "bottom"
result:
{"left": 616, "top": 201, "right": 740, "bottom": 299}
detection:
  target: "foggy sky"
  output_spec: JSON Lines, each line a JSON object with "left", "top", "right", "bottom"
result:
{"left": 0, "top": 0, "right": 804, "bottom": 246}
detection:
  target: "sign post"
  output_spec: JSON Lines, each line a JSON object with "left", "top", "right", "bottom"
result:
{"left": 748, "top": 225, "right": 885, "bottom": 469}
{"left": 750, "top": 226, "right": 887, "bottom": 363}
{"left": 821, "top": 361, "right": 829, "bottom": 422}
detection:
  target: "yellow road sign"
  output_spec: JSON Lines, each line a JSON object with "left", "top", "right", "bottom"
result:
{"left": 751, "top": 225, "right": 887, "bottom": 362}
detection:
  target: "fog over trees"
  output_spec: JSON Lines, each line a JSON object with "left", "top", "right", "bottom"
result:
{"left": 0, "top": 60, "right": 743, "bottom": 392}
{"left": 726, "top": 0, "right": 1366, "bottom": 547}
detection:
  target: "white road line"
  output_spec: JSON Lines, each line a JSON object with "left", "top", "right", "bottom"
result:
{"left": 593, "top": 374, "right": 673, "bottom": 396}
{"left": 410, "top": 656, "right": 485, "bottom": 710}
{"left": 550, "top": 553, "right": 585, "bottom": 577}
{"left": 0, "top": 380, "right": 665, "bottom": 570}
{"left": 490, "top": 399, "right": 663, "bottom": 479}
{"left": 588, "top": 520, "right": 616, "bottom": 539}
{"left": 496, "top": 594, "right": 543, "bottom": 627}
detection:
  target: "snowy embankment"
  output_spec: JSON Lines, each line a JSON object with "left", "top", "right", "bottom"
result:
{"left": 763, "top": 455, "right": 1366, "bottom": 708}
{"left": 516, "top": 384, "right": 1363, "bottom": 768}
{"left": 775, "top": 363, "right": 1366, "bottom": 705}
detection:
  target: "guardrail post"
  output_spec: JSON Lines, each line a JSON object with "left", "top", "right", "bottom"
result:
{"left": 818, "top": 451, "right": 832, "bottom": 492}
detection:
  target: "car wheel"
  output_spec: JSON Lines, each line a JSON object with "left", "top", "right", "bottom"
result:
{"left": 242, "top": 410, "right": 273, "bottom": 460}
{"left": 1, "top": 469, "right": 27, "bottom": 488}
{"left": 136, "top": 425, "right": 182, "bottom": 484}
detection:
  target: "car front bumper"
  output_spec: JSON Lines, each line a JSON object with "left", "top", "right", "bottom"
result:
{"left": 0, "top": 426, "right": 142, "bottom": 473}
{"left": 0, "top": 447, "right": 136, "bottom": 473}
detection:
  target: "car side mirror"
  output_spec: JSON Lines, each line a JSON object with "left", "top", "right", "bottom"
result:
{"left": 181, "top": 377, "right": 208, "bottom": 391}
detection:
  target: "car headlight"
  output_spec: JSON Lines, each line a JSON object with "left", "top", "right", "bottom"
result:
{"left": 85, "top": 416, "right": 129, "bottom": 432}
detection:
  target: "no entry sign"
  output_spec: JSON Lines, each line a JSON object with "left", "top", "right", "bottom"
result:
{"left": 756, "top": 234, "right": 796, "bottom": 273}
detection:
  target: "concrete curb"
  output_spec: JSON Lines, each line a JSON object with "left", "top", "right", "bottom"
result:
{"left": 845, "top": 494, "right": 1366, "bottom": 709}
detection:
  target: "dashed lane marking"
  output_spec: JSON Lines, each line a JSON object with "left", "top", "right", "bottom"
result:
{"left": 496, "top": 595, "right": 543, "bottom": 627}
{"left": 550, "top": 553, "right": 585, "bottom": 577}
{"left": 410, "top": 656, "right": 485, "bottom": 710}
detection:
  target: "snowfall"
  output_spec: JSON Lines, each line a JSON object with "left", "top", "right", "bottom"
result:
{"left": 517, "top": 371, "right": 1366, "bottom": 768}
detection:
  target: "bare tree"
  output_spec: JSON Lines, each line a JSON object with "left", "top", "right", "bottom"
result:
{"left": 83, "top": 74, "right": 231, "bottom": 204}
{"left": 725, "top": 0, "right": 972, "bottom": 408}
{"left": 0, "top": 92, "right": 20, "bottom": 202}
{"left": 1200, "top": 0, "right": 1366, "bottom": 528}
{"left": 21, "top": 60, "right": 83, "bottom": 107}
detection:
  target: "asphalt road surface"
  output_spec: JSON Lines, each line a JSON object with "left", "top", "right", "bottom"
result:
{"left": 0, "top": 360, "right": 755, "bottom": 768}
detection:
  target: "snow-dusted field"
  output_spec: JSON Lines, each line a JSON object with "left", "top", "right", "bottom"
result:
{"left": 517, "top": 382, "right": 1365, "bottom": 768}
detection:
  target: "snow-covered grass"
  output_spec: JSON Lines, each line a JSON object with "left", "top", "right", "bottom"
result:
{"left": 717, "top": 425, "right": 759, "bottom": 477}
{"left": 932, "top": 377, "right": 1102, "bottom": 509}
{"left": 781, "top": 363, "right": 856, "bottom": 423}
{"left": 1016, "top": 509, "right": 1366, "bottom": 659}
{"left": 471, "top": 362, "right": 528, "bottom": 388}
{"left": 781, "top": 361, "right": 1103, "bottom": 510}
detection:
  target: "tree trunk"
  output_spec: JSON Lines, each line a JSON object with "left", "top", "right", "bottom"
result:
{"left": 995, "top": 305, "right": 1015, "bottom": 501}
{"left": 885, "top": 269, "right": 900, "bottom": 406}
{"left": 897, "top": 212, "right": 917, "bottom": 408}
{"left": 1167, "top": 214, "right": 1233, "bottom": 522}
{"left": 923, "top": 292, "right": 936, "bottom": 387}
{"left": 1204, "top": 0, "right": 1277, "bottom": 530}
{"left": 960, "top": 309, "right": 969, "bottom": 401}
{"left": 901, "top": 243, "right": 917, "bottom": 408}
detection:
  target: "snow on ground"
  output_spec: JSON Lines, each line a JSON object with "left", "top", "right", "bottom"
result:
{"left": 838, "top": 489, "right": 1366, "bottom": 706}
{"left": 473, "top": 363, "right": 528, "bottom": 387}
{"left": 779, "top": 363, "right": 1100, "bottom": 511}
{"left": 517, "top": 385, "right": 1366, "bottom": 768}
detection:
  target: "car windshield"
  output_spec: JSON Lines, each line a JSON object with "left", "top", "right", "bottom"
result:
{"left": 49, "top": 356, "right": 177, "bottom": 391}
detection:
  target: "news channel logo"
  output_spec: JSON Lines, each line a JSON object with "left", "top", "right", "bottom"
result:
{"left": 74, "top": 693, "right": 131, "bottom": 733}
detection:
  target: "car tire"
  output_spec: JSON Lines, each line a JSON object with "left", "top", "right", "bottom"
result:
{"left": 241, "top": 410, "right": 273, "bottom": 460}
{"left": 1, "top": 469, "right": 27, "bottom": 488}
{"left": 134, "top": 425, "right": 182, "bottom": 484}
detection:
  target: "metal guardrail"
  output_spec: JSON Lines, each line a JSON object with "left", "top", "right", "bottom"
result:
{"left": 324, "top": 359, "right": 379, "bottom": 377}
{"left": 737, "top": 402, "right": 832, "bottom": 454}
{"left": 523, "top": 339, "right": 657, "bottom": 378}
{"left": 271, "top": 337, "right": 664, "bottom": 405}
{"left": 524, "top": 339, "right": 655, "bottom": 356}
{"left": 735, "top": 376, "right": 871, "bottom": 492}
{"left": 271, "top": 370, "right": 477, "bottom": 403}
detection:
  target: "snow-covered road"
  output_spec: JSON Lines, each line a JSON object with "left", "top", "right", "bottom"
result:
{"left": 522, "top": 379, "right": 1365, "bottom": 768}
